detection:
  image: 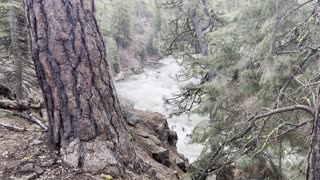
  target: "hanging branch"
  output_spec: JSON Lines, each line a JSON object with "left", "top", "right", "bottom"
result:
{"left": 197, "top": 104, "right": 314, "bottom": 179}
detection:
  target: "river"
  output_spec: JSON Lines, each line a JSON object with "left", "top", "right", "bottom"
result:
{"left": 115, "top": 57, "right": 205, "bottom": 163}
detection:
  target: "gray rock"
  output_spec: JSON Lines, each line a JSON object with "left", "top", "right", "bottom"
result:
{"left": 156, "top": 123, "right": 167, "bottom": 137}
{"left": 118, "top": 96, "right": 135, "bottom": 113}
{"left": 11, "top": 173, "right": 37, "bottom": 180}
{"left": 60, "top": 138, "right": 81, "bottom": 168}
{"left": 151, "top": 146, "right": 170, "bottom": 167}
{"left": 175, "top": 157, "right": 187, "bottom": 172}
{"left": 40, "top": 159, "right": 55, "bottom": 167}
{"left": 20, "top": 163, "right": 34, "bottom": 173}
{"left": 82, "top": 138, "right": 119, "bottom": 173}
{"left": 127, "top": 112, "right": 140, "bottom": 126}
{"left": 206, "top": 174, "right": 217, "bottom": 180}
{"left": 30, "top": 139, "right": 42, "bottom": 146}
{"left": 136, "top": 129, "right": 149, "bottom": 138}
{"left": 34, "top": 165, "right": 43, "bottom": 175}
{"left": 155, "top": 123, "right": 178, "bottom": 146}
{"left": 118, "top": 96, "right": 140, "bottom": 126}
{"left": 20, "top": 163, "right": 43, "bottom": 175}
{"left": 5, "top": 161, "right": 21, "bottom": 169}
{"left": 103, "top": 165, "right": 124, "bottom": 176}
{"left": 168, "top": 130, "right": 178, "bottom": 146}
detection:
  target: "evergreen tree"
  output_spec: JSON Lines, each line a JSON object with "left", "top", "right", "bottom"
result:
{"left": 0, "top": 0, "right": 35, "bottom": 99}
{"left": 165, "top": 0, "right": 320, "bottom": 179}
{"left": 111, "top": 1, "right": 132, "bottom": 49}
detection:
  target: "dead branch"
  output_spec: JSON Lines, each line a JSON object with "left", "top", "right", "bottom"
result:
{"left": 274, "top": 119, "right": 312, "bottom": 138}
{"left": 2, "top": 109, "right": 48, "bottom": 131}
{"left": 274, "top": 0, "right": 314, "bottom": 30}
{"left": 250, "top": 104, "right": 314, "bottom": 122}
{"left": 0, "top": 122, "right": 43, "bottom": 132}
{"left": 0, "top": 99, "right": 43, "bottom": 110}
{"left": 198, "top": 104, "right": 315, "bottom": 179}
{"left": 276, "top": 50, "right": 316, "bottom": 108}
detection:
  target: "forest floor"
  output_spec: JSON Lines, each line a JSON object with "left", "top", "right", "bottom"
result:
{"left": 0, "top": 114, "right": 103, "bottom": 180}
{"left": 0, "top": 106, "right": 188, "bottom": 180}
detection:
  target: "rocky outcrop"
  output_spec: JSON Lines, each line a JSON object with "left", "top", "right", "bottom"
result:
{"left": 119, "top": 96, "right": 140, "bottom": 126}
{"left": 120, "top": 97, "right": 189, "bottom": 179}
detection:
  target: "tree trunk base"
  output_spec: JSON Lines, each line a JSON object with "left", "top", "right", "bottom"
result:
{"left": 61, "top": 136, "right": 125, "bottom": 176}
{"left": 58, "top": 110, "right": 189, "bottom": 179}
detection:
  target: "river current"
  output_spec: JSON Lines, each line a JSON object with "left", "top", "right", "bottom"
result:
{"left": 116, "top": 57, "right": 204, "bottom": 162}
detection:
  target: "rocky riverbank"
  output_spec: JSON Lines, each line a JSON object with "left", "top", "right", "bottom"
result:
{"left": 120, "top": 97, "right": 189, "bottom": 179}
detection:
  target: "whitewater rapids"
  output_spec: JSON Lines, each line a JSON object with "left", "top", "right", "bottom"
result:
{"left": 116, "top": 57, "right": 205, "bottom": 163}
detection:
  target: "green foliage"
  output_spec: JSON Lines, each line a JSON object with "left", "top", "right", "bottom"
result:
{"left": 106, "top": 36, "right": 121, "bottom": 74}
{"left": 111, "top": 2, "right": 133, "bottom": 48}
{"left": 0, "top": 0, "right": 35, "bottom": 97}
{"left": 166, "top": 0, "right": 318, "bottom": 179}
{"left": 128, "top": 133, "right": 133, "bottom": 141}
{"left": 96, "top": 0, "right": 162, "bottom": 74}
{"left": 101, "top": 174, "right": 113, "bottom": 180}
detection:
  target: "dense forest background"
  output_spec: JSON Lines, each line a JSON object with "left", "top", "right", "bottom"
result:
{"left": 1, "top": 0, "right": 320, "bottom": 179}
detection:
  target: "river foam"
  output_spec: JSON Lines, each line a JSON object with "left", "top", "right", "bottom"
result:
{"left": 116, "top": 57, "right": 204, "bottom": 162}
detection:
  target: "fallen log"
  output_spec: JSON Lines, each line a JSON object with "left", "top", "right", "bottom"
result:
{"left": 0, "top": 99, "right": 43, "bottom": 110}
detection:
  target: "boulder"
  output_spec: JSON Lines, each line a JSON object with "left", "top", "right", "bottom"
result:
{"left": 156, "top": 123, "right": 168, "bottom": 140}
{"left": 156, "top": 124, "right": 178, "bottom": 146}
{"left": 176, "top": 157, "right": 187, "bottom": 172}
{"left": 126, "top": 111, "right": 140, "bottom": 126}
{"left": 20, "top": 163, "right": 43, "bottom": 175}
{"left": 151, "top": 146, "right": 170, "bottom": 167}
{"left": 124, "top": 109, "right": 189, "bottom": 179}
{"left": 118, "top": 96, "right": 140, "bottom": 126}
{"left": 168, "top": 130, "right": 178, "bottom": 146}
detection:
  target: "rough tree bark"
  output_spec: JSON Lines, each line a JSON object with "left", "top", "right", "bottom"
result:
{"left": 24, "top": 0, "right": 136, "bottom": 174}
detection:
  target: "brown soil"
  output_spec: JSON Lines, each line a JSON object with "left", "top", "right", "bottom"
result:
{"left": 0, "top": 109, "right": 189, "bottom": 180}
{"left": 0, "top": 115, "right": 103, "bottom": 180}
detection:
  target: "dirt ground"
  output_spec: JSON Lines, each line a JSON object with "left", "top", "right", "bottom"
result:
{"left": 0, "top": 101, "right": 189, "bottom": 180}
{"left": 0, "top": 114, "right": 103, "bottom": 180}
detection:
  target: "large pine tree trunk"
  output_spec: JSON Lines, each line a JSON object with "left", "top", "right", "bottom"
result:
{"left": 24, "top": 0, "right": 135, "bottom": 174}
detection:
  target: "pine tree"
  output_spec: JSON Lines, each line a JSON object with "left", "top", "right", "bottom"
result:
{"left": 166, "top": 0, "right": 320, "bottom": 179}
{"left": 111, "top": 1, "right": 132, "bottom": 49}
{"left": 0, "top": 0, "right": 36, "bottom": 99}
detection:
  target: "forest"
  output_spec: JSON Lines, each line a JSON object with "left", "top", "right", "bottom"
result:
{"left": 0, "top": 0, "right": 320, "bottom": 180}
